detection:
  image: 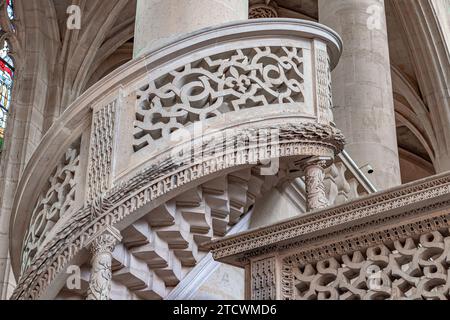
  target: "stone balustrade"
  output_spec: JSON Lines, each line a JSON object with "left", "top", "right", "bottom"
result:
{"left": 325, "top": 151, "right": 377, "bottom": 206}
{"left": 9, "top": 19, "right": 345, "bottom": 300}
{"left": 210, "top": 172, "right": 450, "bottom": 300}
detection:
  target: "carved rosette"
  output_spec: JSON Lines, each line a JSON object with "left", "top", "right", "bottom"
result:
{"left": 301, "top": 157, "right": 330, "bottom": 211}
{"left": 86, "top": 230, "right": 121, "bottom": 300}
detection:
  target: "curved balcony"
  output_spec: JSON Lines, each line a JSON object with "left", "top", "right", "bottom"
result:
{"left": 9, "top": 19, "right": 344, "bottom": 300}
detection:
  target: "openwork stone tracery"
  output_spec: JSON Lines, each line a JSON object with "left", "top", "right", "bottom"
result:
{"left": 134, "top": 46, "right": 305, "bottom": 152}
{"left": 21, "top": 139, "right": 81, "bottom": 272}
{"left": 286, "top": 230, "right": 450, "bottom": 300}
{"left": 210, "top": 172, "right": 450, "bottom": 300}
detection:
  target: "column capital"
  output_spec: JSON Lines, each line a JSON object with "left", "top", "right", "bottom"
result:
{"left": 86, "top": 226, "right": 122, "bottom": 256}
{"left": 298, "top": 156, "right": 333, "bottom": 171}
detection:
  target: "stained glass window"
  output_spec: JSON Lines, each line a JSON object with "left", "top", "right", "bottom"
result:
{"left": 6, "top": 0, "right": 14, "bottom": 20}
{"left": 0, "top": 0, "right": 15, "bottom": 149}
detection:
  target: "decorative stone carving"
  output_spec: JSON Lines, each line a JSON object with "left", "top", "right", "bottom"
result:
{"left": 249, "top": 1, "right": 278, "bottom": 19}
{"left": 251, "top": 257, "right": 276, "bottom": 300}
{"left": 134, "top": 46, "right": 305, "bottom": 152}
{"left": 316, "top": 49, "right": 334, "bottom": 124}
{"left": 11, "top": 122, "right": 344, "bottom": 300}
{"left": 324, "top": 157, "right": 370, "bottom": 206}
{"left": 86, "top": 228, "right": 122, "bottom": 300}
{"left": 209, "top": 172, "right": 450, "bottom": 263}
{"left": 286, "top": 230, "right": 450, "bottom": 300}
{"left": 10, "top": 20, "right": 344, "bottom": 300}
{"left": 87, "top": 101, "right": 117, "bottom": 202}
{"left": 21, "top": 139, "right": 81, "bottom": 272}
{"left": 301, "top": 157, "right": 330, "bottom": 211}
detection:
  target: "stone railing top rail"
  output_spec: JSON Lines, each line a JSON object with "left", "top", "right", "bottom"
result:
{"left": 209, "top": 171, "right": 450, "bottom": 267}
{"left": 338, "top": 150, "right": 377, "bottom": 194}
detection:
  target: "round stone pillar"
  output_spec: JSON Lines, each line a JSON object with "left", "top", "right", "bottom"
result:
{"left": 134, "top": 0, "right": 249, "bottom": 58}
{"left": 318, "top": 0, "right": 401, "bottom": 190}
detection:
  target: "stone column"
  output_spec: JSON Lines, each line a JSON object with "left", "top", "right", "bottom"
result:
{"left": 86, "top": 227, "right": 122, "bottom": 300}
{"left": 134, "top": 0, "right": 249, "bottom": 58}
{"left": 301, "top": 157, "right": 329, "bottom": 211}
{"left": 318, "top": 0, "right": 401, "bottom": 190}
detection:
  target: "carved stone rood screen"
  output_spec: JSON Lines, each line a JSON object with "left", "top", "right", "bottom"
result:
{"left": 210, "top": 172, "right": 450, "bottom": 300}
{"left": 10, "top": 19, "right": 344, "bottom": 300}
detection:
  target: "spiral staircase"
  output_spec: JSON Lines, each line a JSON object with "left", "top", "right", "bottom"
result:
{"left": 6, "top": 19, "right": 375, "bottom": 300}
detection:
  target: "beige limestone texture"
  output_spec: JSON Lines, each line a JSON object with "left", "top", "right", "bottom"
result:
{"left": 134, "top": 0, "right": 249, "bottom": 58}
{"left": 319, "top": 0, "right": 401, "bottom": 190}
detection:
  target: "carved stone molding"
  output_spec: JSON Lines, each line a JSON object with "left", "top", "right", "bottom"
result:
{"left": 209, "top": 172, "right": 450, "bottom": 264}
{"left": 87, "top": 101, "right": 117, "bottom": 202}
{"left": 209, "top": 171, "right": 450, "bottom": 300}
{"left": 315, "top": 49, "right": 334, "bottom": 124}
{"left": 251, "top": 257, "right": 277, "bottom": 300}
{"left": 86, "top": 227, "right": 122, "bottom": 301}
{"left": 10, "top": 20, "right": 344, "bottom": 300}
{"left": 134, "top": 46, "right": 305, "bottom": 152}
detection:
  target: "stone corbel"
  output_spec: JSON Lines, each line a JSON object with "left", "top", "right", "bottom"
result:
{"left": 86, "top": 226, "right": 122, "bottom": 300}
{"left": 300, "top": 156, "right": 332, "bottom": 211}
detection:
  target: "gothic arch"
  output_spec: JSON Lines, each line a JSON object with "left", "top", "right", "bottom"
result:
{"left": 392, "top": 0, "right": 450, "bottom": 172}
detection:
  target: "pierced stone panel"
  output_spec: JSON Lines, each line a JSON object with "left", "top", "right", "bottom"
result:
{"left": 251, "top": 257, "right": 277, "bottom": 300}
{"left": 21, "top": 138, "right": 81, "bottom": 272}
{"left": 285, "top": 230, "right": 450, "bottom": 300}
{"left": 133, "top": 46, "right": 305, "bottom": 152}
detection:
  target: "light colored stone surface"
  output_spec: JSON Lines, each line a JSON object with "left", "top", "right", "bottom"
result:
{"left": 2, "top": 0, "right": 450, "bottom": 301}
{"left": 193, "top": 264, "right": 245, "bottom": 300}
{"left": 8, "top": 19, "right": 344, "bottom": 300}
{"left": 210, "top": 171, "right": 450, "bottom": 300}
{"left": 250, "top": 188, "right": 302, "bottom": 228}
{"left": 133, "top": 0, "right": 249, "bottom": 58}
{"left": 319, "top": 0, "right": 401, "bottom": 190}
